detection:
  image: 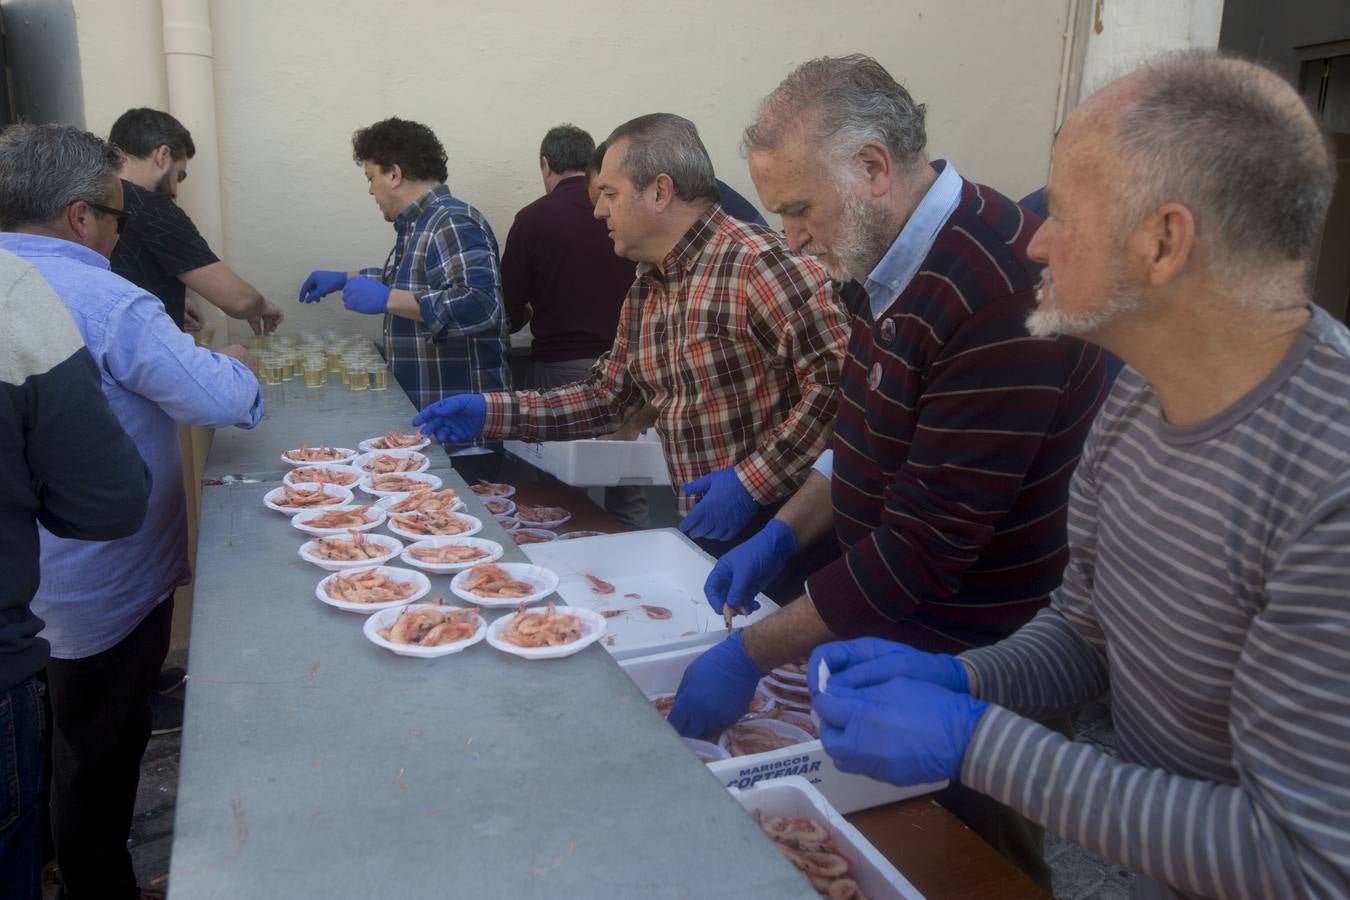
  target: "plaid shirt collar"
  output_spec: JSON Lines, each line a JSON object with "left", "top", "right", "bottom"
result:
{"left": 394, "top": 184, "right": 452, "bottom": 235}
{"left": 637, "top": 203, "right": 727, "bottom": 283}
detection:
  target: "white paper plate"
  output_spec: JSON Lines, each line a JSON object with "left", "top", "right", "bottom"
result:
{"left": 363, "top": 603, "right": 487, "bottom": 657}
{"left": 485, "top": 605, "right": 605, "bottom": 659}
{"left": 352, "top": 449, "right": 431, "bottom": 476}
{"left": 760, "top": 676, "right": 813, "bottom": 709}
{"left": 315, "top": 566, "right": 430, "bottom": 613}
{"left": 493, "top": 514, "right": 520, "bottom": 531}
{"left": 283, "top": 464, "right": 362, "bottom": 489}
{"left": 290, "top": 504, "right": 387, "bottom": 536}
{"left": 360, "top": 471, "right": 443, "bottom": 497}
{"left": 510, "top": 528, "right": 557, "bottom": 546}
{"left": 718, "top": 719, "right": 813, "bottom": 757}
{"left": 468, "top": 481, "right": 514, "bottom": 499}
{"left": 358, "top": 434, "right": 431, "bottom": 453}
{"left": 375, "top": 492, "right": 466, "bottom": 514}
{"left": 770, "top": 664, "right": 809, "bottom": 685}
{"left": 449, "top": 562, "right": 559, "bottom": 608}
{"left": 399, "top": 536, "right": 504, "bottom": 574}
{"left": 513, "top": 506, "right": 572, "bottom": 529}
{"left": 298, "top": 532, "right": 403, "bottom": 571}
{"left": 280, "top": 447, "right": 356, "bottom": 466}
{"left": 480, "top": 497, "right": 516, "bottom": 517}
{"left": 386, "top": 512, "right": 482, "bottom": 542}
{"left": 263, "top": 482, "right": 354, "bottom": 514}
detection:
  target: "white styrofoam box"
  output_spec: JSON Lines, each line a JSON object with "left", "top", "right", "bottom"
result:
{"left": 503, "top": 429, "right": 670, "bottom": 487}
{"left": 619, "top": 643, "right": 945, "bottom": 815}
{"left": 731, "top": 776, "right": 925, "bottom": 900}
{"left": 519, "top": 529, "right": 777, "bottom": 659}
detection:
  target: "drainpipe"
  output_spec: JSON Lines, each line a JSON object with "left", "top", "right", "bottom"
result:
{"left": 161, "top": 0, "right": 228, "bottom": 338}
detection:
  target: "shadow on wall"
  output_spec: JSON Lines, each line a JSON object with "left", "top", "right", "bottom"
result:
{"left": 0, "top": 0, "right": 83, "bottom": 127}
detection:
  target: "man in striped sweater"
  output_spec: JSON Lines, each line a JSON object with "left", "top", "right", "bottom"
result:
{"left": 667, "top": 55, "right": 1107, "bottom": 886}
{"left": 809, "top": 55, "right": 1350, "bottom": 898}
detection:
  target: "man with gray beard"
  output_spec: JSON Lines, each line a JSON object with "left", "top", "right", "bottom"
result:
{"left": 666, "top": 55, "right": 1107, "bottom": 888}
{"left": 807, "top": 53, "right": 1350, "bottom": 899}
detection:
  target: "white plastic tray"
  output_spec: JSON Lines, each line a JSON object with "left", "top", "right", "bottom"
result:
{"left": 730, "top": 776, "right": 925, "bottom": 899}
{"left": 619, "top": 643, "right": 944, "bottom": 814}
{"left": 520, "top": 529, "right": 776, "bottom": 659}
{"left": 503, "top": 430, "right": 670, "bottom": 487}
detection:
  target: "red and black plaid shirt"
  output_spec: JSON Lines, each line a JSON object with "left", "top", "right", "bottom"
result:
{"left": 482, "top": 205, "right": 850, "bottom": 513}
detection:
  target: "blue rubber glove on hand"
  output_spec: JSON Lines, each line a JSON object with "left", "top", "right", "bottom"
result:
{"left": 808, "top": 638, "right": 969, "bottom": 696}
{"left": 342, "top": 277, "right": 391, "bottom": 315}
{"left": 679, "top": 467, "right": 760, "bottom": 542}
{"left": 813, "top": 677, "right": 988, "bottom": 787}
{"left": 298, "top": 270, "right": 348, "bottom": 303}
{"left": 412, "top": 394, "right": 486, "bottom": 444}
{"left": 667, "top": 632, "right": 765, "bottom": 740}
{"left": 704, "top": 519, "right": 798, "bottom": 616}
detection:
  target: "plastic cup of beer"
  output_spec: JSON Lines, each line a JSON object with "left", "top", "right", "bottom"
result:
{"left": 366, "top": 364, "right": 388, "bottom": 391}
{"left": 302, "top": 355, "right": 326, "bottom": 388}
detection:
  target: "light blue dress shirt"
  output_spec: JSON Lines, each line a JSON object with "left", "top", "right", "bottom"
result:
{"left": 0, "top": 233, "right": 263, "bottom": 659}
{"left": 812, "top": 160, "right": 963, "bottom": 482}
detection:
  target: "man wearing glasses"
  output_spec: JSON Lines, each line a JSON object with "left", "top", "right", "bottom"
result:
{"left": 0, "top": 123, "right": 263, "bottom": 900}
{"left": 108, "top": 107, "right": 283, "bottom": 336}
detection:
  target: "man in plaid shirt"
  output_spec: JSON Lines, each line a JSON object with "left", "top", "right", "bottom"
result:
{"left": 415, "top": 114, "right": 850, "bottom": 553}
{"left": 299, "top": 117, "right": 510, "bottom": 481}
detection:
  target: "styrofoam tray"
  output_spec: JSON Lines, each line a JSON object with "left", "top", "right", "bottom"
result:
{"left": 315, "top": 566, "right": 431, "bottom": 613}
{"left": 363, "top": 604, "right": 487, "bottom": 658}
{"left": 400, "top": 536, "right": 504, "bottom": 574}
{"left": 449, "top": 562, "right": 559, "bottom": 608}
{"left": 353, "top": 449, "right": 431, "bottom": 475}
{"left": 504, "top": 430, "right": 670, "bottom": 487}
{"left": 283, "top": 464, "right": 362, "bottom": 489}
{"left": 485, "top": 605, "right": 606, "bottom": 659}
{"left": 358, "top": 433, "right": 431, "bottom": 453}
{"left": 360, "top": 471, "right": 443, "bottom": 497}
{"left": 731, "top": 776, "right": 925, "bottom": 899}
{"left": 520, "top": 529, "right": 777, "bottom": 659}
{"left": 619, "top": 643, "right": 944, "bottom": 814}
{"left": 263, "top": 482, "right": 354, "bottom": 514}
{"left": 280, "top": 447, "right": 357, "bottom": 466}
{"left": 290, "top": 504, "right": 386, "bottom": 536}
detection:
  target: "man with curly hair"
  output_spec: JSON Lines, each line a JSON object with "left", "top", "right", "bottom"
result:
{"left": 299, "top": 117, "right": 510, "bottom": 481}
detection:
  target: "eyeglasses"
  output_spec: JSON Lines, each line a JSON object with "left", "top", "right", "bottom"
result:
{"left": 83, "top": 201, "right": 129, "bottom": 234}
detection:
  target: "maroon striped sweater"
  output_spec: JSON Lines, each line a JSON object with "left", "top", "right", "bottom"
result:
{"left": 805, "top": 179, "right": 1108, "bottom": 653}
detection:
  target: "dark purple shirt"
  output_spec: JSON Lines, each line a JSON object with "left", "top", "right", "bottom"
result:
{"left": 500, "top": 176, "right": 636, "bottom": 362}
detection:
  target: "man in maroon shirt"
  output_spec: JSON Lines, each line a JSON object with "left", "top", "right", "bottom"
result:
{"left": 499, "top": 124, "right": 647, "bottom": 525}
{"left": 667, "top": 56, "right": 1107, "bottom": 890}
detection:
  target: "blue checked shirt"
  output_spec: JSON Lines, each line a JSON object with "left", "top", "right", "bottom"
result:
{"left": 361, "top": 185, "right": 510, "bottom": 443}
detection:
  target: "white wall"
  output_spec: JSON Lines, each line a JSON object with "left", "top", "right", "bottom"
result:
{"left": 1076, "top": 0, "right": 1224, "bottom": 99}
{"left": 14, "top": 0, "right": 1074, "bottom": 339}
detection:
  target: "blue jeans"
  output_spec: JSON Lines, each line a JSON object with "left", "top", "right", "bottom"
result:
{"left": 0, "top": 676, "right": 46, "bottom": 900}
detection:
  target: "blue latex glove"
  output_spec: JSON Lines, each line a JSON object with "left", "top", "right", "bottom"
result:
{"left": 298, "top": 270, "right": 347, "bottom": 303}
{"left": 679, "top": 467, "right": 760, "bottom": 542}
{"left": 704, "top": 519, "right": 798, "bottom": 616}
{"left": 342, "top": 277, "right": 391, "bottom": 315}
{"left": 808, "top": 638, "right": 969, "bottom": 696}
{"left": 813, "top": 678, "right": 989, "bottom": 786}
{"left": 412, "top": 394, "right": 486, "bottom": 444}
{"left": 667, "top": 633, "right": 765, "bottom": 739}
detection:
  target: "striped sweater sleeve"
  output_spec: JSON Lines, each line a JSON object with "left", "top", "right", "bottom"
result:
{"left": 960, "top": 486, "right": 1350, "bottom": 899}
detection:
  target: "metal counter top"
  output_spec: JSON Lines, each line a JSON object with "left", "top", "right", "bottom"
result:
{"left": 169, "top": 378, "right": 813, "bottom": 898}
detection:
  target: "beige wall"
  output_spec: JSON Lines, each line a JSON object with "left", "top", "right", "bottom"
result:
{"left": 10, "top": 0, "right": 1074, "bottom": 339}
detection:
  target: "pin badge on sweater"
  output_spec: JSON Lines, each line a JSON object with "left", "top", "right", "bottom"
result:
{"left": 880, "top": 317, "right": 896, "bottom": 344}
{"left": 867, "top": 362, "right": 883, "bottom": 390}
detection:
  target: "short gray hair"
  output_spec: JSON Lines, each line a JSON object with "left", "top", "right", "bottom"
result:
{"left": 0, "top": 123, "right": 124, "bottom": 230}
{"left": 744, "top": 55, "right": 927, "bottom": 168}
{"left": 1114, "top": 52, "right": 1336, "bottom": 270}
{"left": 605, "top": 114, "right": 719, "bottom": 204}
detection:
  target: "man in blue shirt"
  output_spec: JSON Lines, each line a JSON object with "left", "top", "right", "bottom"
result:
{"left": 298, "top": 117, "right": 510, "bottom": 483}
{"left": 0, "top": 123, "right": 263, "bottom": 900}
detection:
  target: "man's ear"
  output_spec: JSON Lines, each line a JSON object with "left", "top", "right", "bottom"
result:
{"left": 651, "top": 173, "right": 676, "bottom": 211}
{"left": 153, "top": 144, "right": 174, "bottom": 170}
